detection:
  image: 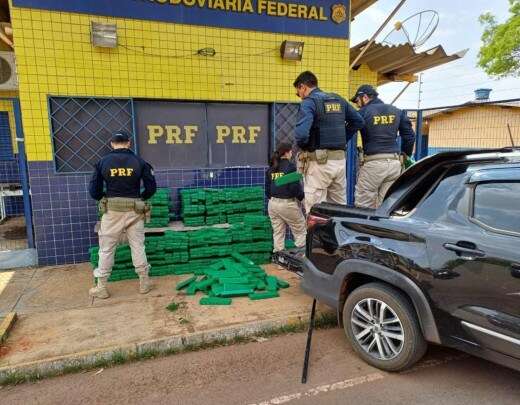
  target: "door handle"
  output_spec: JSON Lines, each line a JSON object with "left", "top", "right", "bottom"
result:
{"left": 443, "top": 243, "right": 485, "bottom": 258}
{"left": 512, "top": 263, "right": 520, "bottom": 279}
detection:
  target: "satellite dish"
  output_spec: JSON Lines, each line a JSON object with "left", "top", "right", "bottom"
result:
{"left": 382, "top": 10, "right": 439, "bottom": 49}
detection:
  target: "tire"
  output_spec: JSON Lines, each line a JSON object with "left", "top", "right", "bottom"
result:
{"left": 342, "top": 282, "right": 427, "bottom": 371}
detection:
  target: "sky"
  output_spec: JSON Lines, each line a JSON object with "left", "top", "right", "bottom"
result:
{"left": 350, "top": 0, "right": 519, "bottom": 109}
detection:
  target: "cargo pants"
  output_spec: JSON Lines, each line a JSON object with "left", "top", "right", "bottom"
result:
{"left": 95, "top": 210, "right": 150, "bottom": 278}
{"left": 355, "top": 155, "right": 402, "bottom": 209}
{"left": 304, "top": 159, "right": 346, "bottom": 213}
{"left": 268, "top": 197, "right": 307, "bottom": 252}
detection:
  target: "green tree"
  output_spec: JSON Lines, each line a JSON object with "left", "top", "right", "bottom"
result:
{"left": 478, "top": 0, "right": 520, "bottom": 77}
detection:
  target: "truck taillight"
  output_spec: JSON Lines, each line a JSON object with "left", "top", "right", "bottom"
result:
{"left": 307, "top": 214, "right": 328, "bottom": 229}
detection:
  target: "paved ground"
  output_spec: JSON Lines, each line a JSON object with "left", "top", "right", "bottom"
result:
{"left": 1, "top": 328, "right": 518, "bottom": 405}
{"left": 0, "top": 263, "right": 318, "bottom": 370}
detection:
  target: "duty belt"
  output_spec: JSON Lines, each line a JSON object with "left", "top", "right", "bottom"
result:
{"left": 106, "top": 197, "right": 141, "bottom": 212}
{"left": 307, "top": 149, "right": 345, "bottom": 161}
{"left": 364, "top": 153, "right": 400, "bottom": 162}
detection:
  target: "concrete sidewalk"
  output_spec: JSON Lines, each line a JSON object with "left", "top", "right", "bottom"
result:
{"left": 0, "top": 263, "right": 330, "bottom": 381}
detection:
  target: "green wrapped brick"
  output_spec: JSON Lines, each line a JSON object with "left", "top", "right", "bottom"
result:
{"left": 274, "top": 171, "right": 303, "bottom": 186}
{"left": 176, "top": 276, "right": 197, "bottom": 291}
{"left": 200, "top": 297, "right": 232, "bottom": 305}
{"left": 276, "top": 277, "right": 290, "bottom": 289}
{"left": 249, "top": 291, "right": 279, "bottom": 300}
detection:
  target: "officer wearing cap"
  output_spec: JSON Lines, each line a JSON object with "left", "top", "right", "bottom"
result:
{"left": 88, "top": 131, "right": 157, "bottom": 299}
{"left": 351, "top": 84, "right": 415, "bottom": 208}
{"left": 294, "top": 71, "right": 365, "bottom": 213}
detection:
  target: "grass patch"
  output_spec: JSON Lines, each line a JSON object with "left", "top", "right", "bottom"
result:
{"left": 0, "top": 310, "right": 338, "bottom": 387}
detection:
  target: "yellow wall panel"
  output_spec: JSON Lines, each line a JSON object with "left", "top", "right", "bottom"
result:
{"left": 10, "top": 6, "right": 351, "bottom": 161}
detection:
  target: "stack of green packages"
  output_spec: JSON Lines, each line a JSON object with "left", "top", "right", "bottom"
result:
{"left": 176, "top": 253, "right": 290, "bottom": 305}
{"left": 145, "top": 188, "right": 172, "bottom": 228}
{"left": 188, "top": 227, "right": 232, "bottom": 260}
{"left": 180, "top": 189, "right": 206, "bottom": 227}
{"left": 89, "top": 244, "right": 137, "bottom": 281}
{"left": 181, "top": 186, "right": 265, "bottom": 227}
{"left": 147, "top": 231, "right": 189, "bottom": 276}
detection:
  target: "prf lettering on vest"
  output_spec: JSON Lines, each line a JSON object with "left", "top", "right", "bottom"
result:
{"left": 216, "top": 125, "right": 261, "bottom": 144}
{"left": 373, "top": 115, "right": 396, "bottom": 125}
{"left": 147, "top": 125, "right": 198, "bottom": 144}
{"left": 110, "top": 168, "right": 134, "bottom": 177}
{"left": 271, "top": 172, "right": 284, "bottom": 180}
{"left": 325, "top": 102, "right": 342, "bottom": 113}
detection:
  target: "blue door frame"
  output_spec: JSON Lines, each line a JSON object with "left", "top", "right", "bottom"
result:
{"left": 0, "top": 97, "right": 35, "bottom": 249}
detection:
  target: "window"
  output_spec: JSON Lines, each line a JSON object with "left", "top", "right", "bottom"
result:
{"left": 0, "top": 111, "right": 13, "bottom": 161}
{"left": 472, "top": 182, "right": 520, "bottom": 235}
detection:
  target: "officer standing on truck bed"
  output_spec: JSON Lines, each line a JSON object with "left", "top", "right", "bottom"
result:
{"left": 351, "top": 84, "right": 415, "bottom": 209}
{"left": 265, "top": 142, "right": 306, "bottom": 253}
{"left": 294, "top": 71, "right": 365, "bottom": 213}
{"left": 88, "top": 131, "right": 157, "bottom": 299}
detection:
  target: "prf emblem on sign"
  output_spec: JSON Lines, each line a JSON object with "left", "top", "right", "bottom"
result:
{"left": 331, "top": 4, "right": 347, "bottom": 24}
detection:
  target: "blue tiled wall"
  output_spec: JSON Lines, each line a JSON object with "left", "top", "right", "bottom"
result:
{"left": 28, "top": 161, "right": 267, "bottom": 266}
{"left": 0, "top": 158, "right": 24, "bottom": 217}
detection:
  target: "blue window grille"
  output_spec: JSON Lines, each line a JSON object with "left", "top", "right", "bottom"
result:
{"left": 49, "top": 97, "right": 134, "bottom": 173}
{"left": 0, "top": 111, "right": 13, "bottom": 160}
{"left": 274, "top": 103, "right": 299, "bottom": 146}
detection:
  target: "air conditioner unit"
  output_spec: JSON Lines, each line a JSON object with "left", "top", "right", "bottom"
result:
{"left": 0, "top": 51, "right": 18, "bottom": 91}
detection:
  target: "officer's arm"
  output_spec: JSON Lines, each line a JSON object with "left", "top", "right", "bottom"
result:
{"left": 265, "top": 170, "right": 271, "bottom": 199}
{"left": 140, "top": 162, "right": 157, "bottom": 200}
{"left": 344, "top": 102, "right": 365, "bottom": 143}
{"left": 287, "top": 162, "right": 305, "bottom": 201}
{"left": 88, "top": 162, "right": 104, "bottom": 201}
{"left": 399, "top": 110, "right": 416, "bottom": 156}
{"left": 294, "top": 99, "right": 316, "bottom": 148}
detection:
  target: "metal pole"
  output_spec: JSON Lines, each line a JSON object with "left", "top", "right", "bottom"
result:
{"left": 507, "top": 123, "right": 515, "bottom": 147}
{"left": 301, "top": 298, "right": 317, "bottom": 384}
{"left": 12, "top": 98, "right": 35, "bottom": 249}
{"left": 414, "top": 109, "right": 424, "bottom": 161}
{"left": 346, "top": 135, "right": 358, "bottom": 206}
{"left": 417, "top": 73, "right": 423, "bottom": 110}
{"left": 349, "top": 0, "right": 408, "bottom": 70}
{"left": 391, "top": 82, "right": 412, "bottom": 105}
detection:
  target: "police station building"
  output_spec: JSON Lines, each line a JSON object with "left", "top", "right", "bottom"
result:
{"left": 0, "top": 0, "right": 463, "bottom": 265}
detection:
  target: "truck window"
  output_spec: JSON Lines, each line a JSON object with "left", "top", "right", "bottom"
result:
{"left": 472, "top": 182, "right": 520, "bottom": 235}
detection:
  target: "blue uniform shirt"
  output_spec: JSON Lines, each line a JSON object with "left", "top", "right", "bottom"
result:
{"left": 89, "top": 148, "right": 157, "bottom": 201}
{"left": 295, "top": 88, "right": 365, "bottom": 150}
{"left": 358, "top": 98, "right": 415, "bottom": 156}
{"left": 265, "top": 159, "right": 304, "bottom": 201}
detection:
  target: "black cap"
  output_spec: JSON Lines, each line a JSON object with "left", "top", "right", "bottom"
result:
{"left": 351, "top": 84, "right": 378, "bottom": 102}
{"left": 111, "top": 131, "right": 131, "bottom": 143}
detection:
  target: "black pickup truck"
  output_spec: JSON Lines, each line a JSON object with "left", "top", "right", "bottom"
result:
{"left": 301, "top": 148, "right": 520, "bottom": 372}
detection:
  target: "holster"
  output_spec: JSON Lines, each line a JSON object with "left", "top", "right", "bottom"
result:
{"left": 98, "top": 197, "right": 108, "bottom": 216}
{"left": 314, "top": 149, "right": 328, "bottom": 165}
{"left": 297, "top": 151, "right": 310, "bottom": 176}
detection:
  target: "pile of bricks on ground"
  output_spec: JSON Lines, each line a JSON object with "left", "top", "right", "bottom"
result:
{"left": 176, "top": 252, "right": 289, "bottom": 305}
{"left": 89, "top": 215, "right": 273, "bottom": 282}
{"left": 180, "top": 186, "right": 264, "bottom": 227}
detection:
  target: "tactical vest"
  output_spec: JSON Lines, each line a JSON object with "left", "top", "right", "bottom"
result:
{"left": 100, "top": 150, "right": 144, "bottom": 198}
{"left": 360, "top": 100, "right": 402, "bottom": 156}
{"left": 306, "top": 91, "right": 347, "bottom": 152}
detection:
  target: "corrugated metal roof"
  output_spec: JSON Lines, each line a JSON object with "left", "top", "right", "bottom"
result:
{"left": 351, "top": 0, "right": 378, "bottom": 19}
{"left": 350, "top": 40, "right": 468, "bottom": 84}
{"left": 423, "top": 101, "right": 520, "bottom": 120}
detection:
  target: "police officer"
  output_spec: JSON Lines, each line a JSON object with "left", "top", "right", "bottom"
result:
{"left": 351, "top": 85, "right": 415, "bottom": 209}
{"left": 88, "top": 131, "right": 157, "bottom": 299}
{"left": 265, "top": 142, "right": 306, "bottom": 252}
{"left": 294, "top": 71, "right": 365, "bottom": 213}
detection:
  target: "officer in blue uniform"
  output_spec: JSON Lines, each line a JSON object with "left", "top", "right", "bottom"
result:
{"left": 265, "top": 142, "right": 306, "bottom": 252}
{"left": 351, "top": 84, "right": 415, "bottom": 208}
{"left": 88, "top": 131, "right": 157, "bottom": 299}
{"left": 294, "top": 71, "right": 365, "bottom": 213}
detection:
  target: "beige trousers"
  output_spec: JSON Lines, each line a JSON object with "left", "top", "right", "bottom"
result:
{"left": 95, "top": 210, "right": 149, "bottom": 278}
{"left": 268, "top": 198, "right": 307, "bottom": 252}
{"left": 304, "top": 159, "right": 346, "bottom": 213}
{"left": 355, "top": 158, "right": 402, "bottom": 209}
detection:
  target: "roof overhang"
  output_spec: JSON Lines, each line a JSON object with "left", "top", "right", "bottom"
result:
{"left": 350, "top": 40, "right": 468, "bottom": 85}
{"left": 351, "top": 0, "right": 379, "bottom": 19}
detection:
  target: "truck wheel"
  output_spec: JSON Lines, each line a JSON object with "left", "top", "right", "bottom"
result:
{"left": 342, "top": 282, "right": 427, "bottom": 371}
